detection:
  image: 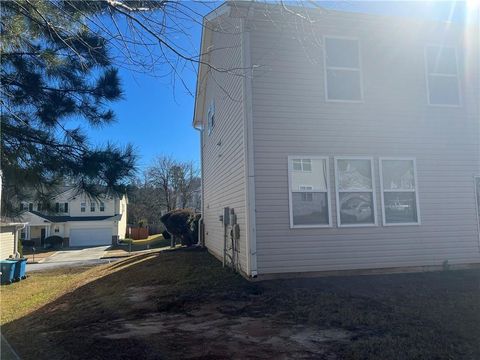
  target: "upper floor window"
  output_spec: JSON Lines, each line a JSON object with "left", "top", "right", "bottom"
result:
{"left": 81, "top": 202, "right": 86, "bottom": 212}
{"left": 207, "top": 100, "right": 215, "bottom": 136}
{"left": 425, "top": 45, "right": 460, "bottom": 106}
{"left": 379, "top": 158, "right": 420, "bottom": 225}
{"left": 335, "top": 157, "right": 377, "bottom": 227}
{"left": 288, "top": 156, "right": 331, "bottom": 228}
{"left": 90, "top": 202, "right": 96, "bottom": 212}
{"left": 56, "top": 202, "right": 68, "bottom": 213}
{"left": 20, "top": 202, "right": 28, "bottom": 211}
{"left": 100, "top": 202, "right": 105, "bottom": 212}
{"left": 324, "top": 37, "right": 363, "bottom": 102}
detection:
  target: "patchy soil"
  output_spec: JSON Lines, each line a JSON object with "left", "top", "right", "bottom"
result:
{"left": 2, "top": 250, "right": 480, "bottom": 360}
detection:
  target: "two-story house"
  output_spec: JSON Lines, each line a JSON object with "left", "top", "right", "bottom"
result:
{"left": 193, "top": 3, "right": 480, "bottom": 278}
{"left": 20, "top": 186, "right": 128, "bottom": 247}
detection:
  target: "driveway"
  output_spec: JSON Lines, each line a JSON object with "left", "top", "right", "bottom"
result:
{"left": 28, "top": 246, "right": 112, "bottom": 271}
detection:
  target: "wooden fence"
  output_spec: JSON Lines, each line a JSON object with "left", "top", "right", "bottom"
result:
{"left": 128, "top": 227, "right": 149, "bottom": 240}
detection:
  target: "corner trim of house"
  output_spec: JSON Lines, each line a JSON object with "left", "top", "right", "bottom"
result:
{"left": 241, "top": 16, "right": 257, "bottom": 278}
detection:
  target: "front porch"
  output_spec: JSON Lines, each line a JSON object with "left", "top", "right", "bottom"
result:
{"left": 21, "top": 224, "right": 51, "bottom": 247}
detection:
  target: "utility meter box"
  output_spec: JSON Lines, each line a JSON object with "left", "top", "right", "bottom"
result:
{"left": 233, "top": 224, "right": 240, "bottom": 240}
{"left": 223, "top": 207, "right": 230, "bottom": 225}
{"left": 229, "top": 208, "right": 237, "bottom": 225}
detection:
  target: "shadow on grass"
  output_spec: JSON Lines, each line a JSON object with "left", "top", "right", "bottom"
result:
{"left": 2, "top": 250, "right": 480, "bottom": 360}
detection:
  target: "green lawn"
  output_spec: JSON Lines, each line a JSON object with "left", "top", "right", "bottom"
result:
{"left": 2, "top": 251, "right": 479, "bottom": 359}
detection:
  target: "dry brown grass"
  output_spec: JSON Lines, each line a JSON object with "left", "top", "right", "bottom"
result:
{"left": 2, "top": 250, "right": 480, "bottom": 360}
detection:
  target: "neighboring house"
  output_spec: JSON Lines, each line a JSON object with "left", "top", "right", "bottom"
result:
{"left": 193, "top": 3, "right": 480, "bottom": 277}
{"left": 0, "top": 221, "right": 26, "bottom": 259}
{"left": 20, "top": 186, "right": 128, "bottom": 247}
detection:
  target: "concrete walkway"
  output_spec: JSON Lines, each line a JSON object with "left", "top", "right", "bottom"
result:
{"left": 28, "top": 246, "right": 112, "bottom": 271}
{"left": 1, "top": 335, "right": 20, "bottom": 360}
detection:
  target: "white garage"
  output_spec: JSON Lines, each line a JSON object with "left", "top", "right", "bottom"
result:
{"left": 69, "top": 227, "right": 112, "bottom": 247}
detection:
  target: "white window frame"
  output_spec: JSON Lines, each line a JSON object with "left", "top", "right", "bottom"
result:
{"left": 99, "top": 201, "right": 105, "bottom": 212}
{"left": 207, "top": 100, "right": 215, "bottom": 136}
{"left": 379, "top": 157, "right": 421, "bottom": 226}
{"left": 424, "top": 44, "right": 461, "bottom": 107}
{"left": 80, "top": 202, "right": 86, "bottom": 212}
{"left": 90, "top": 202, "right": 96, "bottom": 212}
{"left": 334, "top": 156, "right": 378, "bottom": 227}
{"left": 293, "top": 159, "right": 312, "bottom": 172}
{"left": 288, "top": 155, "right": 332, "bottom": 229}
{"left": 323, "top": 35, "right": 364, "bottom": 103}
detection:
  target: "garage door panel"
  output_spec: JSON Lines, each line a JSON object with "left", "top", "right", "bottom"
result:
{"left": 70, "top": 228, "right": 112, "bottom": 246}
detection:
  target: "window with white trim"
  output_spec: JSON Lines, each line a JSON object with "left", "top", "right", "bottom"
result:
{"left": 335, "top": 158, "right": 377, "bottom": 226}
{"left": 289, "top": 157, "right": 331, "bottom": 227}
{"left": 81, "top": 202, "right": 86, "bottom": 212}
{"left": 207, "top": 100, "right": 215, "bottom": 136}
{"left": 324, "top": 37, "right": 363, "bottom": 101}
{"left": 293, "top": 159, "right": 312, "bottom": 172}
{"left": 90, "top": 202, "right": 96, "bottom": 212}
{"left": 425, "top": 45, "right": 460, "bottom": 106}
{"left": 100, "top": 202, "right": 105, "bottom": 212}
{"left": 380, "top": 159, "right": 420, "bottom": 225}
{"left": 56, "top": 202, "right": 68, "bottom": 213}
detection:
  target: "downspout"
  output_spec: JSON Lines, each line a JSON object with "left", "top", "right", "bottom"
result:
{"left": 194, "top": 125, "right": 205, "bottom": 247}
{"left": 14, "top": 223, "right": 27, "bottom": 258}
{"left": 241, "top": 12, "right": 258, "bottom": 278}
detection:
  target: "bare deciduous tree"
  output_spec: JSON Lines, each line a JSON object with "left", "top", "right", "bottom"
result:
{"left": 146, "top": 155, "right": 200, "bottom": 213}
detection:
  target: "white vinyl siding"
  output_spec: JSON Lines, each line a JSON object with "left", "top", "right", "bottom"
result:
{"left": 248, "top": 9, "right": 479, "bottom": 275}
{"left": 380, "top": 158, "right": 421, "bottom": 226}
{"left": 425, "top": 45, "right": 461, "bottom": 106}
{"left": 324, "top": 36, "right": 363, "bottom": 102}
{"left": 288, "top": 156, "right": 332, "bottom": 228}
{"left": 335, "top": 157, "right": 377, "bottom": 227}
{"left": 0, "top": 227, "right": 16, "bottom": 259}
{"left": 199, "top": 17, "right": 249, "bottom": 274}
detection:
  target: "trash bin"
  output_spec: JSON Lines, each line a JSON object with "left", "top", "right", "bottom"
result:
{"left": 9, "top": 258, "right": 28, "bottom": 281}
{"left": 0, "top": 260, "right": 16, "bottom": 285}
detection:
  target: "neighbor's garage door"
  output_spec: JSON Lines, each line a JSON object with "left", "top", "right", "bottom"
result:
{"left": 70, "top": 228, "right": 112, "bottom": 247}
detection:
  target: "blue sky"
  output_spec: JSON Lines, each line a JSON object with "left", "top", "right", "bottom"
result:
{"left": 85, "top": 1, "right": 476, "bottom": 173}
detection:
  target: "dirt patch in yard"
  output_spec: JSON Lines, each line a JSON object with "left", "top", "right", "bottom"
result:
{"left": 2, "top": 250, "right": 480, "bottom": 360}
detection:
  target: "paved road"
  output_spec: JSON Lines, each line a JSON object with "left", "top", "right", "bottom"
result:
{"left": 28, "top": 246, "right": 114, "bottom": 271}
